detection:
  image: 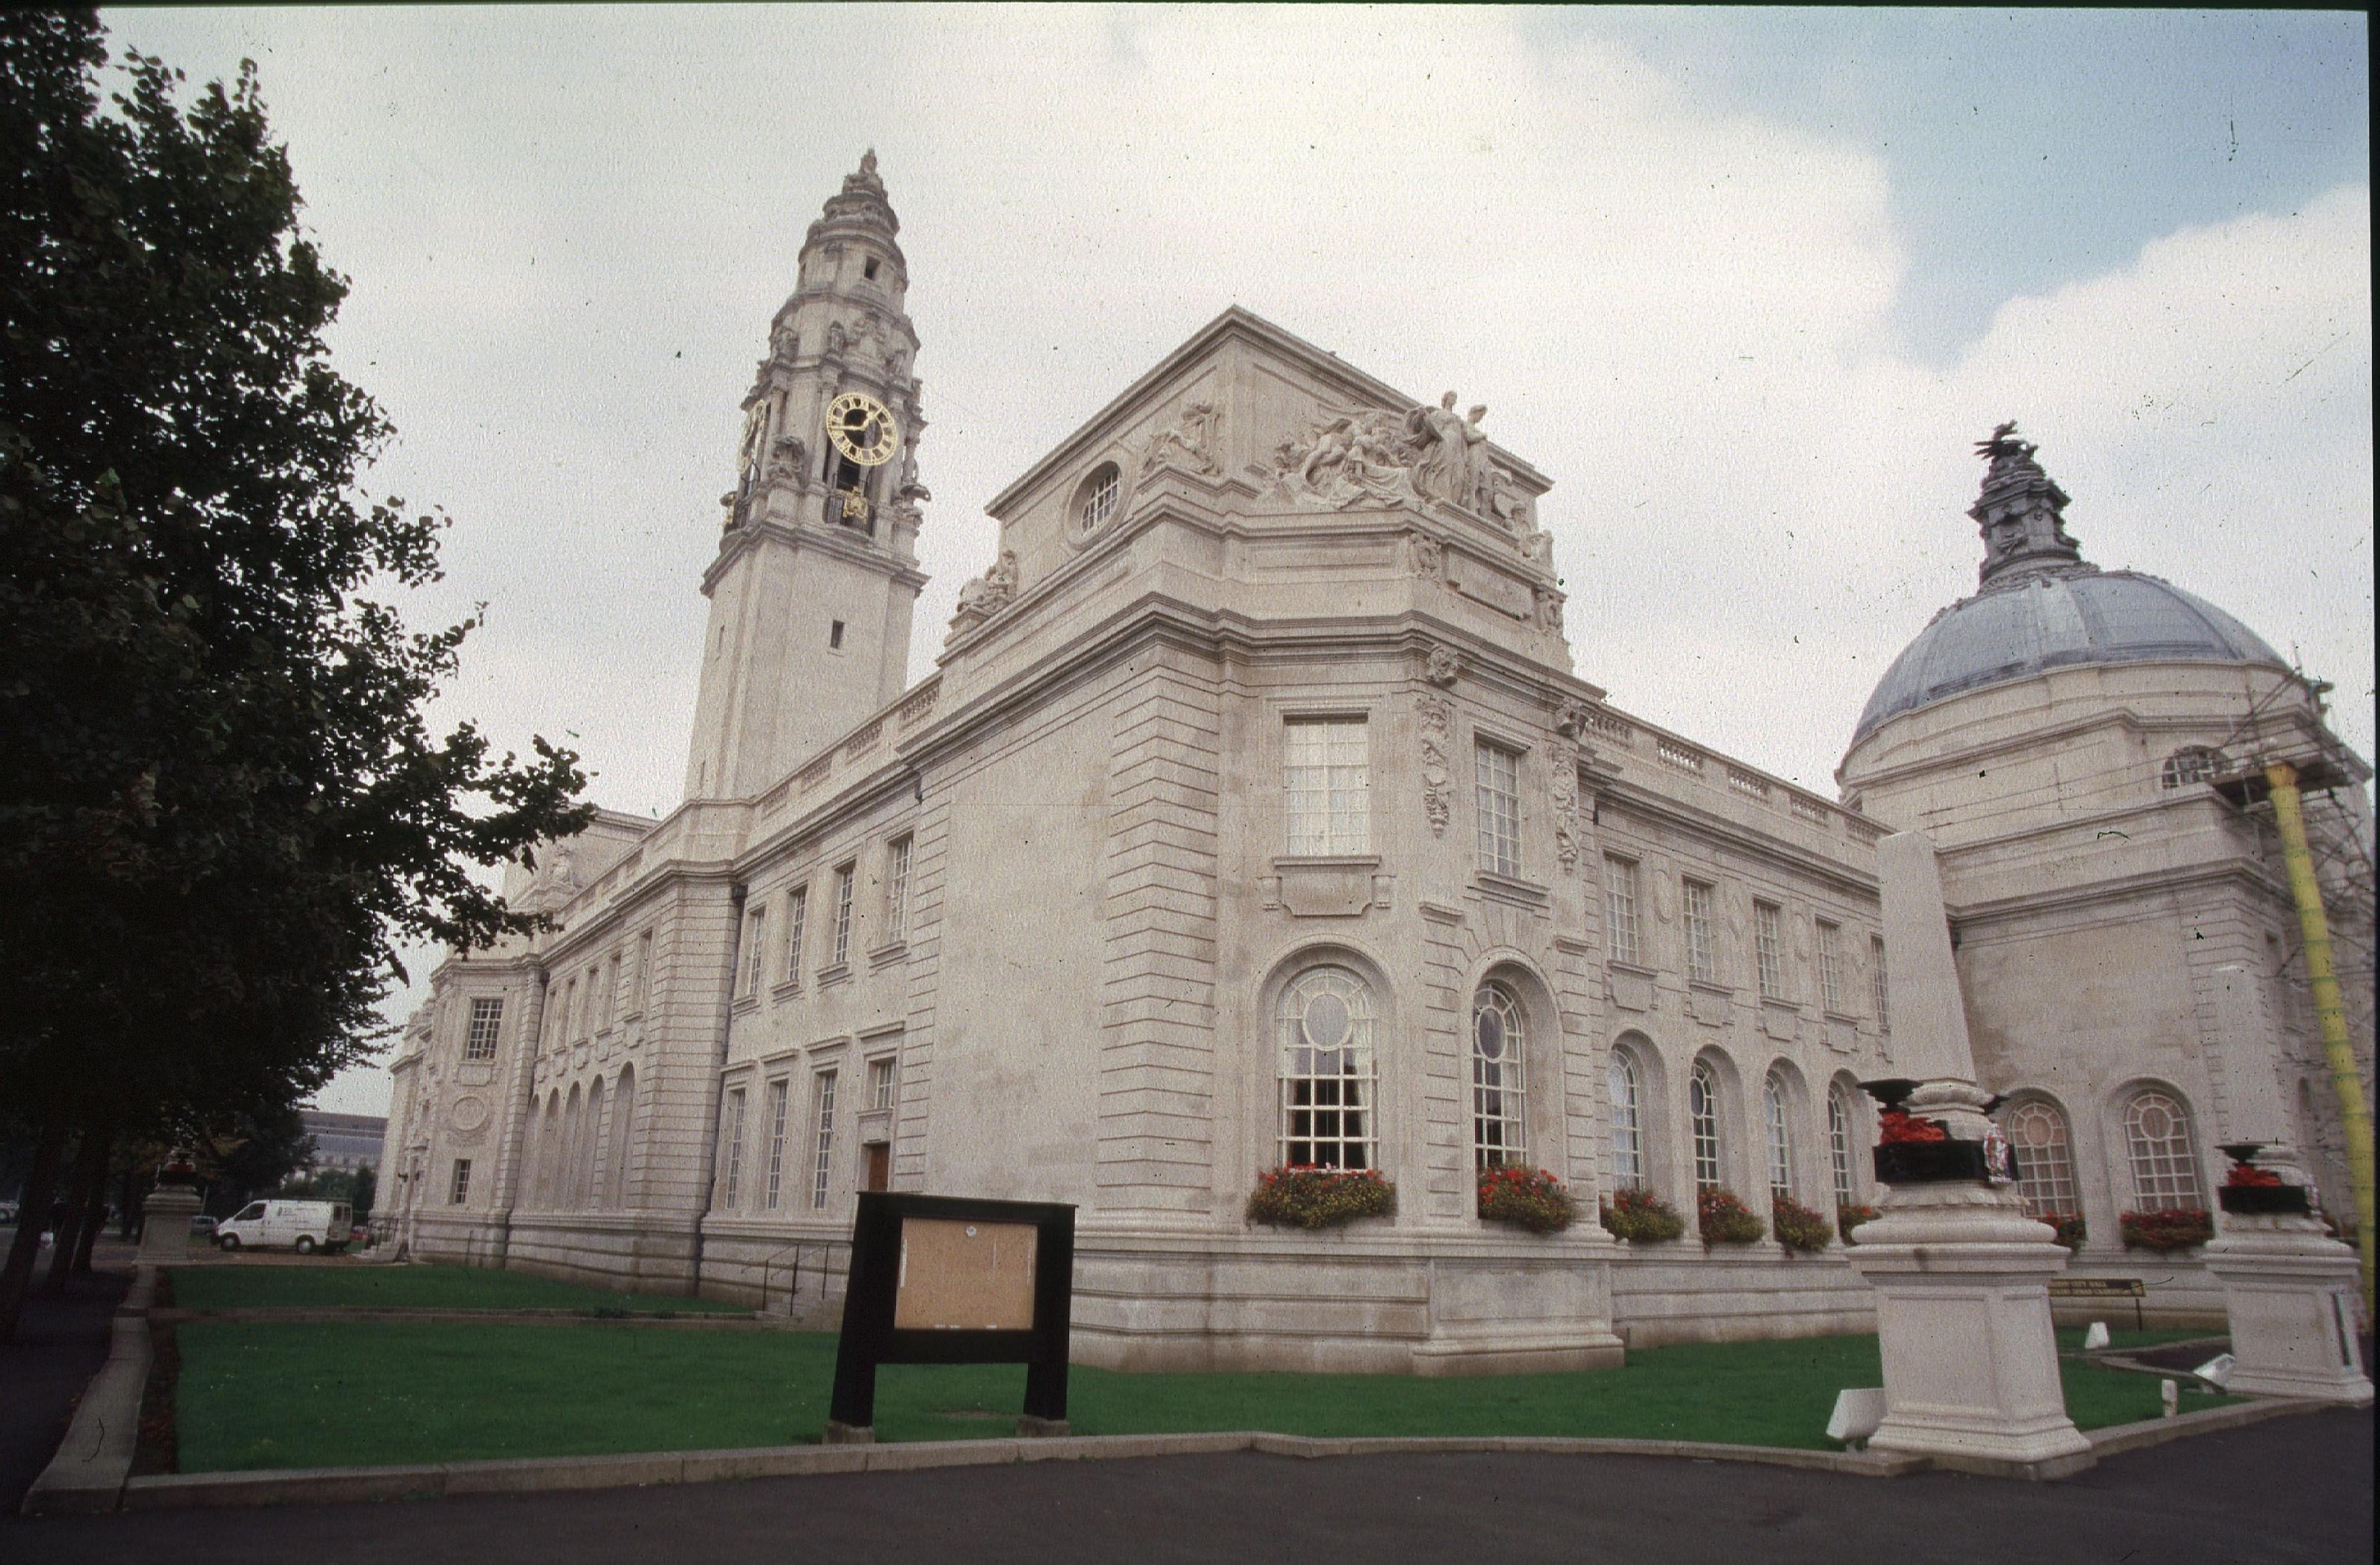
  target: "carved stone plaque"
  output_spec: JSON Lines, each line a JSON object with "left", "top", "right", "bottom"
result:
{"left": 1279, "top": 863, "right": 1375, "bottom": 917}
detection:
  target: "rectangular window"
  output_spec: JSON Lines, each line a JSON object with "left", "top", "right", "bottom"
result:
{"left": 832, "top": 863, "right": 855, "bottom": 968}
{"left": 1605, "top": 856, "right": 1642, "bottom": 967}
{"left": 763, "top": 1078, "right": 790, "bottom": 1210}
{"left": 1817, "top": 920, "right": 1844, "bottom": 1012}
{"left": 810, "top": 1071, "right": 839, "bottom": 1210}
{"left": 632, "top": 930, "right": 653, "bottom": 1013}
{"left": 870, "top": 1055, "right": 897, "bottom": 1112}
{"left": 740, "top": 906, "right": 767, "bottom": 998}
{"left": 560, "top": 979, "right": 578, "bottom": 1042}
{"left": 1474, "top": 739, "right": 1522, "bottom": 878}
{"left": 581, "top": 969, "right": 598, "bottom": 1035}
{"left": 449, "top": 1159, "right": 472, "bottom": 1204}
{"left": 720, "top": 1088, "right": 747, "bottom": 1207}
{"left": 464, "top": 997, "right": 505, "bottom": 1062}
{"left": 1683, "top": 879, "right": 1716, "bottom": 985}
{"left": 1284, "top": 716, "right": 1370, "bottom": 855}
{"left": 1755, "top": 901, "right": 1784, "bottom": 1000}
{"left": 603, "top": 953, "right": 622, "bottom": 1025}
{"left": 885, "top": 836, "right": 913, "bottom": 942}
{"left": 1871, "top": 936, "right": 1890, "bottom": 1029}
{"left": 783, "top": 886, "right": 807, "bottom": 983}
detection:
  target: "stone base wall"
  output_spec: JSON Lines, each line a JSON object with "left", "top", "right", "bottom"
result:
{"left": 407, "top": 1209, "right": 702, "bottom": 1297}
{"left": 1606, "top": 1241, "right": 1875, "bottom": 1347}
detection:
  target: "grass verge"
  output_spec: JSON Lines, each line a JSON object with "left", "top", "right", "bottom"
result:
{"left": 171, "top": 1322, "right": 2238, "bottom": 1473}
{"left": 167, "top": 1262, "right": 747, "bottom": 1315}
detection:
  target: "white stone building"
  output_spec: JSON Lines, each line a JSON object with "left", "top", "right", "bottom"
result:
{"left": 384, "top": 158, "right": 2373, "bottom": 1369}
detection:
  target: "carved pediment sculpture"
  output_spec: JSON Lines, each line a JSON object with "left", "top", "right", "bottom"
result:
{"left": 1271, "top": 392, "right": 1506, "bottom": 519}
{"left": 1137, "top": 399, "right": 1220, "bottom": 487}
{"left": 945, "top": 547, "right": 1020, "bottom": 643}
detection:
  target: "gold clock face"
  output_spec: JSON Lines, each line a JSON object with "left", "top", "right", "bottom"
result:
{"left": 827, "top": 392, "right": 900, "bottom": 466}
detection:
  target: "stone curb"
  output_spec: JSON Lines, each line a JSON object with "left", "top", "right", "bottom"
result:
{"left": 20, "top": 1266, "right": 158, "bottom": 1517}
{"left": 154, "top": 1308, "right": 775, "bottom": 1329}
{"left": 2081, "top": 1393, "right": 2331, "bottom": 1457}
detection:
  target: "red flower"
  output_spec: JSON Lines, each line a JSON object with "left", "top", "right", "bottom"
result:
{"left": 2225, "top": 1165, "right": 2282, "bottom": 1188}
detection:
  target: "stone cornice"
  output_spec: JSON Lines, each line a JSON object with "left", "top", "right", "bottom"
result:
{"left": 1946, "top": 855, "right": 2290, "bottom": 933}
{"left": 699, "top": 513, "right": 926, "bottom": 599}
{"left": 1595, "top": 780, "right": 1879, "bottom": 901}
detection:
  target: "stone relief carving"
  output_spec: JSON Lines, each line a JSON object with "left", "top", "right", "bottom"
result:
{"left": 826, "top": 320, "right": 847, "bottom": 356}
{"left": 945, "top": 548, "right": 1018, "bottom": 641}
{"left": 1424, "top": 646, "right": 1462, "bottom": 687}
{"left": 1416, "top": 693, "right": 1454, "bottom": 836}
{"left": 1138, "top": 399, "right": 1220, "bottom": 485}
{"left": 1268, "top": 394, "right": 1501, "bottom": 516}
{"left": 1652, "top": 868, "right": 1676, "bottom": 924}
{"left": 1549, "top": 733, "right": 1580, "bottom": 874}
{"left": 1535, "top": 586, "right": 1566, "bottom": 634}
{"left": 1552, "top": 700, "right": 1590, "bottom": 739}
{"left": 1406, "top": 531, "right": 1443, "bottom": 580}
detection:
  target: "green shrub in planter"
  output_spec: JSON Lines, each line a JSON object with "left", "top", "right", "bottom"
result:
{"left": 2037, "top": 1211, "right": 2086, "bottom": 1250}
{"left": 1771, "top": 1194, "right": 1832, "bottom": 1253}
{"left": 1697, "top": 1186, "right": 1765, "bottom": 1245}
{"left": 1599, "top": 1186, "right": 1686, "bottom": 1243}
{"left": 1836, "top": 1202, "right": 1880, "bottom": 1244}
{"left": 2119, "top": 1207, "right": 2211, "bottom": 1252}
{"left": 1476, "top": 1166, "right": 1577, "bottom": 1233}
{"left": 1246, "top": 1165, "right": 1397, "bottom": 1229}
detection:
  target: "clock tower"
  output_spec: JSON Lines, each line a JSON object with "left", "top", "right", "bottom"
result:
{"left": 683, "top": 152, "right": 931, "bottom": 800}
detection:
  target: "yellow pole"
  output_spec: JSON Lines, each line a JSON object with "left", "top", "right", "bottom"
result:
{"left": 2265, "top": 760, "right": 2375, "bottom": 1313}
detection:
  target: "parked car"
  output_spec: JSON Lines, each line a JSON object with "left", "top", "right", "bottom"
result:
{"left": 0, "top": 1202, "right": 17, "bottom": 1227}
{"left": 214, "top": 1199, "right": 351, "bottom": 1254}
{"left": 190, "top": 1214, "right": 219, "bottom": 1238}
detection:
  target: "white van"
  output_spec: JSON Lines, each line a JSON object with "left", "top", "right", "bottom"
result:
{"left": 214, "top": 1199, "right": 351, "bottom": 1254}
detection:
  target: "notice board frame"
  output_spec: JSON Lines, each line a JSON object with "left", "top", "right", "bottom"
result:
{"left": 826, "top": 1191, "right": 1077, "bottom": 1439}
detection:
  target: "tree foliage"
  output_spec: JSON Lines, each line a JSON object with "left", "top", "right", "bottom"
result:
{"left": 0, "top": 11, "right": 589, "bottom": 1328}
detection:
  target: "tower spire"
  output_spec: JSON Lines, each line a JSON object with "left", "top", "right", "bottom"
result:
{"left": 1969, "top": 422, "right": 2087, "bottom": 589}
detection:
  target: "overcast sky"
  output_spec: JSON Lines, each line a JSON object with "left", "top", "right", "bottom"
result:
{"left": 100, "top": 6, "right": 2372, "bottom": 1119}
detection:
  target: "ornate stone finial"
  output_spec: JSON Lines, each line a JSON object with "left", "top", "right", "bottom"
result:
{"left": 1969, "top": 421, "right": 2087, "bottom": 591}
{"left": 845, "top": 148, "right": 884, "bottom": 196}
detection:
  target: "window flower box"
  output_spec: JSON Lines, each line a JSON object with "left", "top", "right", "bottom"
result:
{"left": 2120, "top": 1207, "right": 2214, "bottom": 1252}
{"left": 1697, "top": 1186, "right": 1765, "bottom": 1246}
{"left": 2036, "top": 1211, "right": 2086, "bottom": 1250}
{"left": 1476, "top": 1166, "right": 1577, "bottom": 1233}
{"left": 1772, "top": 1194, "right": 1832, "bottom": 1253}
{"left": 1246, "top": 1165, "right": 1396, "bottom": 1230}
{"left": 1836, "top": 1202, "right": 1880, "bottom": 1244}
{"left": 1600, "top": 1187, "right": 1686, "bottom": 1243}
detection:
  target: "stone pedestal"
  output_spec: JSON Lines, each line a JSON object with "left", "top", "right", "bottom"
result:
{"left": 1844, "top": 1179, "right": 2096, "bottom": 1479}
{"left": 137, "top": 1184, "right": 202, "bottom": 1262}
{"left": 2203, "top": 1214, "right": 2373, "bottom": 1404}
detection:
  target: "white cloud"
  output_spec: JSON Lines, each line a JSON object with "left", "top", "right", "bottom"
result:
{"left": 101, "top": 6, "right": 2372, "bottom": 1116}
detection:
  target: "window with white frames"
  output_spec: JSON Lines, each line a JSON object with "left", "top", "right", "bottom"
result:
{"left": 1827, "top": 1087, "right": 1857, "bottom": 1209}
{"left": 740, "top": 907, "right": 767, "bottom": 998}
{"left": 810, "top": 1071, "right": 839, "bottom": 1209}
{"left": 464, "top": 997, "right": 505, "bottom": 1062}
{"left": 1607, "top": 1049, "right": 1645, "bottom": 1191}
{"left": 1754, "top": 902, "right": 1784, "bottom": 1000}
{"left": 2122, "top": 1090, "right": 2205, "bottom": 1210}
{"left": 605, "top": 954, "right": 622, "bottom": 1025}
{"left": 1817, "top": 922, "right": 1844, "bottom": 1012}
{"left": 885, "top": 837, "right": 912, "bottom": 942}
{"left": 1471, "top": 983, "right": 1527, "bottom": 1170}
{"left": 783, "top": 886, "right": 807, "bottom": 983}
{"left": 1871, "top": 936, "right": 1889, "bottom": 1029}
{"left": 632, "top": 931, "right": 653, "bottom": 1013}
{"left": 2006, "top": 1098, "right": 2079, "bottom": 1219}
{"left": 1284, "top": 717, "right": 1371, "bottom": 855}
{"left": 1683, "top": 879, "right": 1716, "bottom": 984}
{"left": 763, "top": 1079, "right": 790, "bottom": 1209}
{"left": 1079, "top": 462, "right": 1121, "bottom": 534}
{"left": 2161, "top": 747, "right": 2221, "bottom": 789}
{"left": 1763, "top": 1069, "right": 1794, "bottom": 1200}
{"left": 870, "top": 1056, "right": 897, "bottom": 1111}
{"left": 1689, "top": 1059, "right": 1722, "bottom": 1190}
{"left": 1278, "top": 966, "right": 1378, "bottom": 1170}
{"left": 720, "top": 1088, "right": 747, "bottom": 1207}
{"left": 450, "top": 1159, "right": 472, "bottom": 1204}
{"left": 831, "top": 864, "right": 855, "bottom": 968}
{"left": 1605, "top": 857, "right": 1642, "bottom": 967}
{"left": 1474, "top": 740, "right": 1521, "bottom": 878}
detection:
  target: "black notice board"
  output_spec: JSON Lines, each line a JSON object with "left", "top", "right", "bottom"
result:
{"left": 827, "top": 1191, "right": 1077, "bottom": 1436}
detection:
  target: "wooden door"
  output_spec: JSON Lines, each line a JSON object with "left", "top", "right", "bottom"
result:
{"left": 863, "top": 1142, "right": 890, "bottom": 1192}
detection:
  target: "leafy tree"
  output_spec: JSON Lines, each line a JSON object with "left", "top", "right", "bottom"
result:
{"left": 0, "top": 11, "right": 590, "bottom": 1337}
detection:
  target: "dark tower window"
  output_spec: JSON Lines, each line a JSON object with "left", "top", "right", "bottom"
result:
{"left": 863, "top": 257, "right": 881, "bottom": 280}
{"left": 829, "top": 620, "right": 846, "bottom": 651}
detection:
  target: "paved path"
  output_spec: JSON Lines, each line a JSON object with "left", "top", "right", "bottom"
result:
{"left": 0, "top": 1240, "right": 130, "bottom": 1515}
{"left": 4, "top": 1404, "right": 2369, "bottom": 1563}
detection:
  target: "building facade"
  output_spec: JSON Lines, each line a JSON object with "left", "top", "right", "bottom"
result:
{"left": 384, "top": 159, "right": 2373, "bottom": 1366}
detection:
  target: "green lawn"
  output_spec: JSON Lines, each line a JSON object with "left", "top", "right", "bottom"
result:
{"left": 168, "top": 1262, "right": 748, "bottom": 1316}
{"left": 170, "top": 1321, "right": 2236, "bottom": 1473}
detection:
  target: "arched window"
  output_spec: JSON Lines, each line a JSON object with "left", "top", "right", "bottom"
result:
{"left": 1278, "top": 966, "right": 1378, "bottom": 1170}
{"left": 1763, "top": 1069, "right": 1794, "bottom": 1200}
{"left": 534, "top": 1093, "right": 562, "bottom": 1207}
{"left": 2006, "top": 1097, "right": 2079, "bottom": 1219}
{"left": 607, "top": 1067, "right": 637, "bottom": 1210}
{"left": 580, "top": 1077, "right": 607, "bottom": 1210}
{"left": 560, "top": 1084, "right": 586, "bottom": 1209}
{"left": 1471, "top": 982, "right": 1527, "bottom": 1170}
{"left": 1827, "top": 1085, "right": 1858, "bottom": 1209}
{"left": 1689, "top": 1059, "right": 1722, "bottom": 1191}
{"left": 2123, "top": 1089, "right": 2205, "bottom": 1209}
{"left": 1607, "top": 1049, "right": 1645, "bottom": 1191}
